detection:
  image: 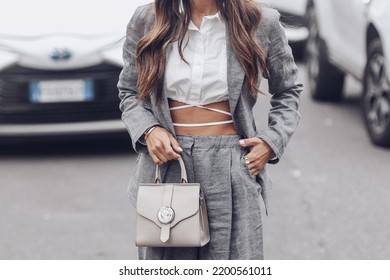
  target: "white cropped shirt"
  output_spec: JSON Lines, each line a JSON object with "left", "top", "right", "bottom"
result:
{"left": 165, "top": 13, "right": 228, "bottom": 106}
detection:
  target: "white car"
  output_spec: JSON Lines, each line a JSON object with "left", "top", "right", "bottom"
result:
{"left": 0, "top": 0, "right": 150, "bottom": 139}
{"left": 305, "top": 0, "right": 390, "bottom": 146}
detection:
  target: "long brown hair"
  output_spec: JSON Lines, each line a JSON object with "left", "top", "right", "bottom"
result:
{"left": 136, "top": 0, "right": 269, "bottom": 100}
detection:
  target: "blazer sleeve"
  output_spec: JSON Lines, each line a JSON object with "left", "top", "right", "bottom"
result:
{"left": 257, "top": 9, "right": 303, "bottom": 164}
{"left": 117, "top": 5, "right": 160, "bottom": 153}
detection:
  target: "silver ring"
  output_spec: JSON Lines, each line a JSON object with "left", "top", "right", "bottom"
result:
{"left": 244, "top": 156, "right": 250, "bottom": 165}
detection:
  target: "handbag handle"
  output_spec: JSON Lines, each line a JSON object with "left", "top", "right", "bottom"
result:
{"left": 155, "top": 158, "right": 188, "bottom": 184}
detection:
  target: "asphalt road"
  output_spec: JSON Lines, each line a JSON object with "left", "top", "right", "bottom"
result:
{"left": 1, "top": 63, "right": 390, "bottom": 260}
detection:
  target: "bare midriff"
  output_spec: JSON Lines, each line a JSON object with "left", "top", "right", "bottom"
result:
{"left": 169, "top": 99, "right": 238, "bottom": 136}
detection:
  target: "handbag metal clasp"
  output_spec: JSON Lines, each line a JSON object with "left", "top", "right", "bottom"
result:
{"left": 157, "top": 206, "right": 175, "bottom": 224}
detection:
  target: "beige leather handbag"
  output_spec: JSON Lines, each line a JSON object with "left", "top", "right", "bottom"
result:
{"left": 135, "top": 158, "right": 210, "bottom": 247}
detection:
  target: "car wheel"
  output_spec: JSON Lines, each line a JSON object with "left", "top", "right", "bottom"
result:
{"left": 305, "top": 4, "right": 345, "bottom": 101}
{"left": 363, "top": 38, "right": 390, "bottom": 147}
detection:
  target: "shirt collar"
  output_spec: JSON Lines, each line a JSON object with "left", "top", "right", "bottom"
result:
{"left": 188, "top": 12, "right": 225, "bottom": 31}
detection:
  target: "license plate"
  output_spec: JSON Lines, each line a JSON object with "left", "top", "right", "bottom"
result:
{"left": 30, "top": 79, "right": 94, "bottom": 103}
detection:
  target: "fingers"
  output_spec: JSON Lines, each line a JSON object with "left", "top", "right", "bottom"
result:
{"left": 164, "top": 143, "right": 182, "bottom": 160}
{"left": 146, "top": 127, "right": 182, "bottom": 165}
{"left": 244, "top": 146, "right": 269, "bottom": 176}
{"left": 149, "top": 141, "right": 180, "bottom": 164}
{"left": 239, "top": 138, "right": 261, "bottom": 147}
{"left": 168, "top": 134, "right": 183, "bottom": 154}
{"left": 244, "top": 155, "right": 264, "bottom": 176}
{"left": 241, "top": 138, "right": 260, "bottom": 175}
{"left": 149, "top": 153, "right": 165, "bottom": 166}
{"left": 249, "top": 164, "right": 261, "bottom": 177}
{"left": 241, "top": 137, "right": 275, "bottom": 176}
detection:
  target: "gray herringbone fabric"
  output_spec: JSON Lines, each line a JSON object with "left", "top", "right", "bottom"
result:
{"left": 138, "top": 135, "right": 263, "bottom": 260}
{"left": 119, "top": 3, "right": 303, "bottom": 260}
{"left": 118, "top": 4, "right": 303, "bottom": 213}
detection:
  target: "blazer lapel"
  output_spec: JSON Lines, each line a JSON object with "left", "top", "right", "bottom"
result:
{"left": 226, "top": 29, "right": 245, "bottom": 115}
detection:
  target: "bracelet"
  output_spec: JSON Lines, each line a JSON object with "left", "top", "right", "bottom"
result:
{"left": 144, "top": 125, "right": 158, "bottom": 141}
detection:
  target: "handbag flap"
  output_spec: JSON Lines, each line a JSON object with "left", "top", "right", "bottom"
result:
{"left": 137, "top": 183, "right": 200, "bottom": 228}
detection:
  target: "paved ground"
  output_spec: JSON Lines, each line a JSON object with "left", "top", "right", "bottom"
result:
{"left": 1, "top": 63, "right": 390, "bottom": 260}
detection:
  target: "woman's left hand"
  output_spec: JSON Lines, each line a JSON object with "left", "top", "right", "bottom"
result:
{"left": 239, "top": 138, "right": 275, "bottom": 177}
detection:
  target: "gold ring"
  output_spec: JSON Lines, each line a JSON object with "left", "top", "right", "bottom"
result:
{"left": 244, "top": 156, "right": 250, "bottom": 165}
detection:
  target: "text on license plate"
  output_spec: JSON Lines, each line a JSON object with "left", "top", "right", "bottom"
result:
{"left": 30, "top": 79, "right": 94, "bottom": 103}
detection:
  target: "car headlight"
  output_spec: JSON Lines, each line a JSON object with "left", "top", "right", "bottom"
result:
{"left": 0, "top": 46, "right": 18, "bottom": 71}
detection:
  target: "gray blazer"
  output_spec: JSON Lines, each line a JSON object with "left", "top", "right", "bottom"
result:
{"left": 117, "top": 3, "right": 303, "bottom": 212}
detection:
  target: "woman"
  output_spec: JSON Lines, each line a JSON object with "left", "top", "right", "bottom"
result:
{"left": 118, "top": 0, "right": 302, "bottom": 260}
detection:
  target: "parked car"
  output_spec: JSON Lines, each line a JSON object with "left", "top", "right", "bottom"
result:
{"left": 305, "top": 0, "right": 390, "bottom": 146}
{"left": 0, "top": 0, "right": 151, "bottom": 140}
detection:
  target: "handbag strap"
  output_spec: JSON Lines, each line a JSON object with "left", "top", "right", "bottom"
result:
{"left": 155, "top": 158, "right": 188, "bottom": 184}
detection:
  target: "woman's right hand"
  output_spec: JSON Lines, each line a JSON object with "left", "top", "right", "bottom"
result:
{"left": 145, "top": 126, "right": 183, "bottom": 165}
